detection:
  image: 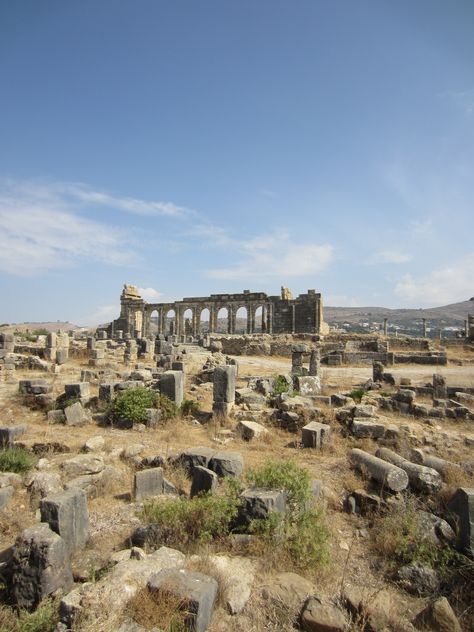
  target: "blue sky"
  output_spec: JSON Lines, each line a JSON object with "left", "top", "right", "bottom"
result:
{"left": 1, "top": 1, "right": 473, "bottom": 325}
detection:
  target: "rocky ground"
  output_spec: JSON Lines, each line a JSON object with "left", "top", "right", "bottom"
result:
{"left": 0, "top": 337, "right": 473, "bottom": 631}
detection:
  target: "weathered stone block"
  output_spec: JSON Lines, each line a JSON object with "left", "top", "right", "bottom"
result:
{"left": 240, "top": 488, "right": 287, "bottom": 523}
{"left": 12, "top": 523, "right": 73, "bottom": 610}
{"left": 236, "top": 420, "right": 268, "bottom": 441}
{"left": 133, "top": 467, "right": 164, "bottom": 501}
{"left": 65, "top": 382, "right": 90, "bottom": 400}
{"left": 191, "top": 466, "right": 218, "bottom": 498}
{"left": 0, "top": 424, "right": 27, "bottom": 448}
{"left": 147, "top": 569, "right": 218, "bottom": 632}
{"left": 294, "top": 375, "right": 321, "bottom": 397}
{"left": 55, "top": 349, "right": 69, "bottom": 365}
{"left": 159, "top": 371, "right": 184, "bottom": 406}
{"left": 64, "top": 402, "right": 88, "bottom": 426}
{"left": 98, "top": 383, "right": 116, "bottom": 401}
{"left": 40, "top": 488, "right": 89, "bottom": 553}
{"left": 213, "top": 365, "right": 237, "bottom": 404}
{"left": 208, "top": 451, "right": 243, "bottom": 477}
{"left": 351, "top": 418, "right": 386, "bottom": 439}
{"left": 174, "top": 447, "right": 216, "bottom": 476}
{"left": 0, "top": 485, "right": 14, "bottom": 510}
{"left": 448, "top": 487, "right": 474, "bottom": 557}
{"left": 302, "top": 421, "right": 331, "bottom": 448}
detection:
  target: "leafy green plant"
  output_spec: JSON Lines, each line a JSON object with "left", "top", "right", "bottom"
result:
{"left": 245, "top": 459, "right": 329, "bottom": 568}
{"left": 271, "top": 374, "right": 291, "bottom": 396}
{"left": 107, "top": 387, "right": 159, "bottom": 425}
{"left": 156, "top": 393, "right": 179, "bottom": 421}
{"left": 349, "top": 388, "right": 366, "bottom": 403}
{"left": 140, "top": 480, "right": 242, "bottom": 548}
{"left": 0, "top": 447, "right": 36, "bottom": 474}
{"left": 180, "top": 399, "right": 199, "bottom": 417}
{"left": 246, "top": 459, "right": 311, "bottom": 516}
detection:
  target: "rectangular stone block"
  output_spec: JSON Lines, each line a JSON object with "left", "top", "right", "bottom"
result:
{"left": 65, "top": 383, "right": 90, "bottom": 400}
{"left": 55, "top": 349, "right": 69, "bottom": 365}
{"left": 302, "top": 421, "right": 331, "bottom": 448}
{"left": 40, "top": 488, "right": 89, "bottom": 553}
{"left": 294, "top": 376, "right": 321, "bottom": 397}
{"left": 133, "top": 467, "right": 164, "bottom": 501}
{"left": 448, "top": 487, "right": 474, "bottom": 557}
{"left": 213, "top": 365, "right": 236, "bottom": 404}
{"left": 0, "top": 424, "right": 27, "bottom": 448}
{"left": 159, "top": 371, "right": 184, "bottom": 406}
{"left": 89, "top": 349, "right": 105, "bottom": 360}
{"left": 99, "top": 383, "right": 116, "bottom": 401}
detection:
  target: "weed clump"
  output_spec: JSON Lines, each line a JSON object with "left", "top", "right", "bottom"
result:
{"left": 0, "top": 447, "right": 36, "bottom": 474}
{"left": 106, "top": 387, "right": 178, "bottom": 426}
{"left": 349, "top": 388, "right": 366, "bottom": 403}
{"left": 0, "top": 599, "right": 59, "bottom": 632}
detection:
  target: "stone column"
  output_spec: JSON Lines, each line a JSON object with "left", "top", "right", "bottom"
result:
{"left": 309, "top": 349, "right": 321, "bottom": 377}
{"left": 209, "top": 306, "right": 216, "bottom": 333}
{"left": 250, "top": 307, "right": 256, "bottom": 333}
{"left": 422, "top": 318, "right": 427, "bottom": 338}
{"left": 246, "top": 307, "right": 252, "bottom": 334}
{"left": 465, "top": 320, "right": 469, "bottom": 337}
{"left": 291, "top": 304, "right": 296, "bottom": 334}
{"left": 227, "top": 306, "right": 234, "bottom": 334}
{"left": 261, "top": 306, "right": 266, "bottom": 332}
{"left": 267, "top": 303, "right": 273, "bottom": 334}
{"left": 383, "top": 318, "right": 388, "bottom": 336}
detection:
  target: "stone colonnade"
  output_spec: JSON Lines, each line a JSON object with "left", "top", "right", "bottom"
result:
{"left": 143, "top": 300, "right": 273, "bottom": 337}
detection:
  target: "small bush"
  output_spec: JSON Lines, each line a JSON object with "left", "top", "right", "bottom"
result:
{"left": 349, "top": 388, "right": 366, "bottom": 403}
{"left": 246, "top": 460, "right": 329, "bottom": 569}
{"left": 271, "top": 374, "right": 290, "bottom": 396}
{"left": 180, "top": 399, "right": 199, "bottom": 417}
{"left": 0, "top": 447, "right": 36, "bottom": 474}
{"left": 246, "top": 459, "right": 311, "bottom": 516}
{"left": 156, "top": 393, "right": 179, "bottom": 421}
{"left": 107, "top": 387, "right": 159, "bottom": 425}
{"left": 140, "top": 480, "right": 242, "bottom": 548}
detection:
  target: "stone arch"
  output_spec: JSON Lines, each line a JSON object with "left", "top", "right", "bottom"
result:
{"left": 149, "top": 309, "right": 159, "bottom": 335}
{"left": 217, "top": 307, "right": 229, "bottom": 333}
{"left": 200, "top": 308, "right": 210, "bottom": 334}
{"left": 183, "top": 308, "right": 193, "bottom": 336}
{"left": 165, "top": 308, "right": 176, "bottom": 336}
{"left": 235, "top": 306, "right": 247, "bottom": 334}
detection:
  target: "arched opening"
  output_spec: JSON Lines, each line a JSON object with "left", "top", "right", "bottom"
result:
{"left": 200, "top": 308, "right": 210, "bottom": 334}
{"left": 235, "top": 306, "right": 247, "bottom": 334}
{"left": 254, "top": 305, "right": 265, "bottom": 333}
{"left": 217, "top": 307, "right": 228, "bottom": 333}
{"left": 165, "top": 309, "right": 176, "bottom": 336}
{"left": 149, "top": 309, "right": 159, "bottom": 335}
{"left": 183, "top": 308, "right": 193, "bottom": 336}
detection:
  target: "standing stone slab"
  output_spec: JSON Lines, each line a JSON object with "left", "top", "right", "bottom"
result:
{"left": 65, "top": 382, "right": 90, "bottom": 400}
{"left": 294, "top": 376, "right": 321, "bottom": 397}
{"left": 240, "top": 488, "right": 287, "bottom": 523}
{"left": 0, "top": 485, "right": 14, "bottom": 510}
{"left": 302, "top": 421, "right": 331, "bottom": 448}
{"left": 191, "top": 466, "right": 218, "bottom": 498}
{"left": 40, "top": 488, "right": 90, "bottom": 553}
{"left": 148, "top": 568, "right": 218, "bottom": 632}
{"left": 160, "top": 371, "right": 184, "bottom": 406}
{"left": 433, "top": 374, "right": 447, "bottom": 399}
{"left": 64, "top": 402, "right": 88, "bottom": 426}
{"left": 133, "top": 467, "right": 163, "bottom": 501}
{"left": 448, "top": 487, "right": 474, "bottom": 557}
{"left": 12, "top": 523, "right": 73, "bottom": 610}
{"left": 213, "top": 365, "right": 237, "bottom": 404}
{"left": 174, "top": 447, "right": 216, "bottom": 476}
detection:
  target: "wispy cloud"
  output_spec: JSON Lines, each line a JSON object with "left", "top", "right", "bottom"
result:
{"left": 394, "top": 253, "right": 474, "bottom": 306}
{"left": 137, "top": 287, "right": 162, "bottom": 301}
{"left": 206, "top": 231, "right": 334, "bottom": 281}
{"left": 368, "top": 250, "right": 413, "bottom": 265}
{"left": 0, "top": 178, "right": 193, "bottom": 276}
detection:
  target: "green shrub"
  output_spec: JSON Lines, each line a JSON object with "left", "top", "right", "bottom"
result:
{"left": 246, "top": 459, "right": 311, "bottom": 516}
{"left": 180, "top": 399, "right": 199, "bottom": 417}
{"left": 0, "top": 447, "right": 36, "bottom": 474}
{"left": 140, "top": 480, "right": 242, "bottom": 548}
{"left": 245, "top": 459, "right": 329, "bottom": 569}
{"left": 156, "top": 393, "right": 179, "bottom": 421}
{"left": 107, "top": 387, "right": 159, "bottom": 425}
{"left": 272, "top": 374, "right": 291, "bottom": 396}
{"left": 349, "top": 388, "right": 366, "bottom": 403}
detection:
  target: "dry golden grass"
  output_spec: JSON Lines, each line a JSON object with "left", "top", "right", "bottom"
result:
{"left": 124, "top": 586, "right": 188, "bottom": 631}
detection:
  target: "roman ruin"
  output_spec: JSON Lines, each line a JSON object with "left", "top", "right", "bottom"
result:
{"left": 0, "top": 288, "right": 473, "bottom": 631}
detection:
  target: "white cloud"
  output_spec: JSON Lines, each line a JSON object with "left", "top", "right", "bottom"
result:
{"left": 206, "top": 231, "right": 334, "bottom": 281}
{"left": 368, "top": 250, "right": 413, "bottom": 264}
{"left": 394, "top": 253, "right": 474, "bottom": 306}
{"left": 137, "top": 287, "right": 162, "bottom": 301}
{"left": 0, "top": 205, "right": 135, "bottom": 276}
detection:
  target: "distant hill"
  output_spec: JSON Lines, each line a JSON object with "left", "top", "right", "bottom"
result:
{"left": 0, "top": 322, "right": 83, "bottom": 334}
{"left": 325, "top": 300, "right": 472, "bottom": 325}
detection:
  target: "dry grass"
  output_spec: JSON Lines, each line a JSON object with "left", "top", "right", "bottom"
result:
{"left": 124, "top": 586, "right": 188, "bottom": 631}
{"left": 185, "top": 555, "right": 229, "bottom": 609}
